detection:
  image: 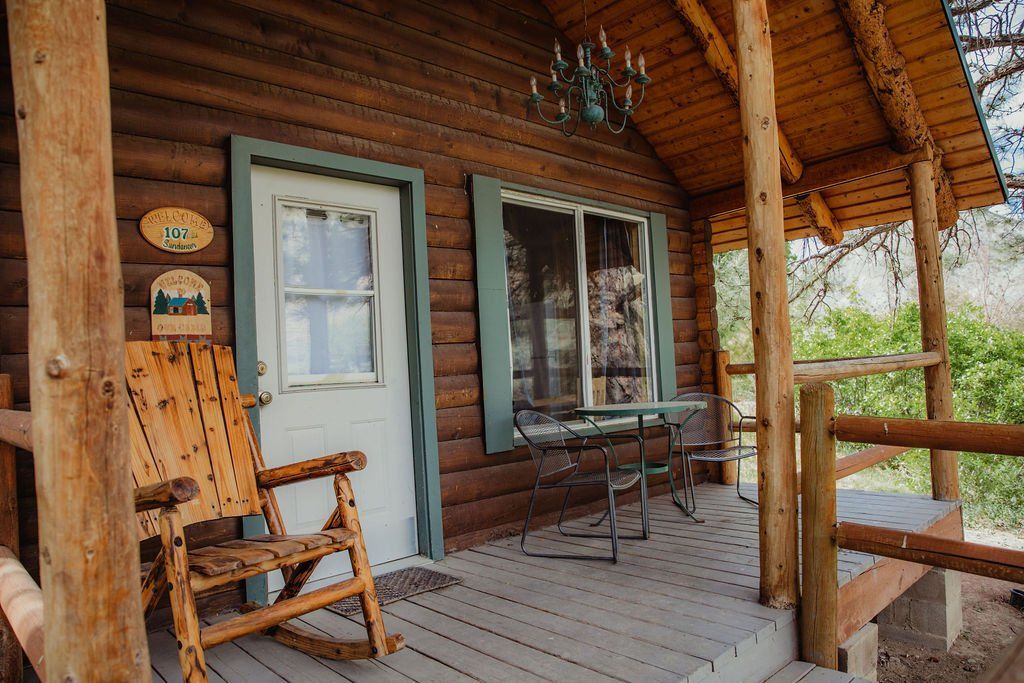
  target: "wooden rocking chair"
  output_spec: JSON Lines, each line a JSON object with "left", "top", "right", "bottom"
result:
{"left": 127, "top": 341, "right": 404, "bottom": 682}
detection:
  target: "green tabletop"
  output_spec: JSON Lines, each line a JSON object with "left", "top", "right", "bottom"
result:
{"left": 574, "top": 400, "right": 705, "bottom": 417}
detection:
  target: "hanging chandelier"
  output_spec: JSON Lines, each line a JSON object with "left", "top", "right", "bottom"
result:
{"left": 528, "top": 23, "right": 650, "bottom": 137}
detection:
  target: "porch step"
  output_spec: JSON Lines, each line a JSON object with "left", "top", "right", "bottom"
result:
{"left": 764, "top": 660, "right": 869, "bottom": 683}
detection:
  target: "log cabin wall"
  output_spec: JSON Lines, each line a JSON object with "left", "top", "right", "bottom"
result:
{"left": 0, "top": 0, "right": 703, "bottom": 595}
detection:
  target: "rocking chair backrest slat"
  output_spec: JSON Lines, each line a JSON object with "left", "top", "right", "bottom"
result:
{"left": 125, "top": 341, "right": 262, "bottom": 539}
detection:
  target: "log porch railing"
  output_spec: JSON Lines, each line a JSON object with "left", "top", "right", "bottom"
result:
{"left": 798, "top": 381, "right": 1024, "bottom": 670}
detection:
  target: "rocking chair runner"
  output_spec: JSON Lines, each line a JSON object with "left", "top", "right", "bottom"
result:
{"left": 127, "top": 341, "right": 403, "bottom": 682}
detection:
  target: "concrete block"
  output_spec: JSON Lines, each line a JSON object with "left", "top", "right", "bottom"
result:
{"left": 839, "top": 622, "right": 878, "bottom": 682}
{"left": 877, "top": 568, "right": 962, "bottom": 651}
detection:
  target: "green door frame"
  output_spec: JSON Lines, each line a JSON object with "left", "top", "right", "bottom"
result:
{"left": 230, "top": 136, "right": 444, "bottom": 601}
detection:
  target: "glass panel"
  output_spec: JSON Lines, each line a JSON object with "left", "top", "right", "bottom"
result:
{"left": 284, "top": 293, "right": 375, "bottom": 385}
{"left": 280, "top": 205, "right": 373, "bottom": 291}
{"left": 584, "top": 213, "right": 651, "bottom": 406}
{"left": 503, "top": 202, "right": 581, "bottom": 422}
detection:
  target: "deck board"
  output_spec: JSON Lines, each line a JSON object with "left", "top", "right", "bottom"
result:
{"left": 141, "top": 485, "right": 956, "bottom": 682}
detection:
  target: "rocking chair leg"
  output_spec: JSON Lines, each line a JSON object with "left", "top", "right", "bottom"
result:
{"left": 159, "top": 507, "right": 208, "bottom": 682}
{"left": 334, "top": 474, "right": 389, "bottom": 658}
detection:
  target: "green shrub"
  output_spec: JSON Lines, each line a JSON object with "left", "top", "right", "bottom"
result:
{"left": 792, "top": 304, "right": 1024, "bottom": 529}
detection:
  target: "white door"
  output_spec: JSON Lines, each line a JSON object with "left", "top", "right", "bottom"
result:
{"left": 251, "top": 165, "right": 419, "bottom": 592}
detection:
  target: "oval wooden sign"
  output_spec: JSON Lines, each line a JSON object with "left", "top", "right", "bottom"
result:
{"left": 139, "top": 207, "right": 214, "bottom": 254}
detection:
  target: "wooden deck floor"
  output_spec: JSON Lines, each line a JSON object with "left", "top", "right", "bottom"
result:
{"left": 137, "top": 484, "right": 956, "bottom": 683}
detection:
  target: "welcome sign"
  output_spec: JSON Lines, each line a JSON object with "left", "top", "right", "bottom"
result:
{"left": 139, "top": 207, "right": 214, "bottom": 254}
{"left": 150, "top": 269, "right": 212, "bottom": 342}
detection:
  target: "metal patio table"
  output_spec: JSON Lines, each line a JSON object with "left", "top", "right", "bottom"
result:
{"left": 574, "top": 400, "right": 705, "bottom": 539}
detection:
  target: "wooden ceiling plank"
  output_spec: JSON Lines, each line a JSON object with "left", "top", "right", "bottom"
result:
{"left": 833, "top": 0, "right": 957, "bottom": 228}
{"left": 669, "top": 0, "right": 803, "bottom": 183}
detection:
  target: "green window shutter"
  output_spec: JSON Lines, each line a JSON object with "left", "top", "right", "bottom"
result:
{"left": 471, "top": 175, "right": 515, "bottom": 454}
{"left": 649, "top": 212, "right": 677, "bottom": 401}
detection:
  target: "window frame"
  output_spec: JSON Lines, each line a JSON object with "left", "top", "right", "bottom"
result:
{"left": 473, "top": 175, "right": 677, "bottom": 454}
{"left": 500, "top": 188, "right": 658, "bottom": 416}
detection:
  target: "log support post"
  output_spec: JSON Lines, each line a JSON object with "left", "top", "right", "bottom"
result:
{"left": 908, "top": 160, "right": 960, "bottom": 502}
{"left": 732, "top": 0, "right": 800, "bottom": 608}
{"left": 712, "top": 351, "right": 738, "bottom": 485}
{"left": 799, "top": 383, "right": 839, "bottom": 668}
{"left": 7, "top": 1, "right": 152, "bottom": 679}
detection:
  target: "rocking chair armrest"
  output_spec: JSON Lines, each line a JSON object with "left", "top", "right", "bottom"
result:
{"left": 257, "top": 451, "right": 368, "bottom": 489}
{"left": 134, "top": 477, "right": 201, "bottom": 513}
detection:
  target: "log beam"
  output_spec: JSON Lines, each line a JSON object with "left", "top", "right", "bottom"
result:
{"left": 726, "top": 351, "right": 941, "bottom": 384}
{"left": 732, "top": 0, "right": 800, "bottom": 609}
{"left": 837, "top": 522, "right": 1024, "bottom": 584}
{"left": 909, "top": 160, "right": 960, "bottom": 501}
{"left": 7, "top": 1, "right": 152, "bottom": 679}
{"left": 691, "top": 144, "right": 932, "bottom": 220}
{"left": 834, "top": 415, "right": 1024, "bottom": 458}
{"left": 795, "top": 193, "right": 844, "bottom": 245}
{"left": 834, "top": 0, "right": 958, "bottom": 228}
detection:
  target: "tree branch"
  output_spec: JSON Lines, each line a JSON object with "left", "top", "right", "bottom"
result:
{"left": 961, "top": 33, "right": 1024, "bottom": 52}
{"left": 1004, "top": 173, "right": 1024, "bottom": 189}
{"left": 950, "top": 0, "right": 999, "bottom": 17}
{"left": 976, "top": 56, "right": 1024, "bottom": 93}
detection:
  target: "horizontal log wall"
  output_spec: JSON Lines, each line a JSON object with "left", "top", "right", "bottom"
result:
{"left": 0, "top": 0, "right": 701, "bottom": 579}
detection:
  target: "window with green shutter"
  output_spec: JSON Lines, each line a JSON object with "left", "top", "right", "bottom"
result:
{"left": 472, "top": 176, "right": 676, "bottom": 454}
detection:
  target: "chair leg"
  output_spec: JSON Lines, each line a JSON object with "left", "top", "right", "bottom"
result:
{"left": 555, "top": 487, "right": 574, "bottom": 536}
{"left": 334, "top": 474, "right": 389, "bottom": 658}
{"left": 679, "top": 451, "right": 705, "bottom": 523}
{"left": 736, "top": 458, "right": 759, "bottom": 506}
{"left": 159, "top": 507, "right": 208, "bottom": 683}
{"left": 606, "top": 485, "right": 619, "bottom": 563}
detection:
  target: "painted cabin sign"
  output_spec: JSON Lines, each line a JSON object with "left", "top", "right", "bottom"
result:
{"left": 139, "top": 206, "right": 214, "bottom": 253}
{"left": 150, "top": 269, "right": 212, "bottom": 341}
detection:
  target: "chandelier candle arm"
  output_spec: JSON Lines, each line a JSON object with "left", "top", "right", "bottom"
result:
{"left": 526, "top": 28, "right": 652, "bottom": 137}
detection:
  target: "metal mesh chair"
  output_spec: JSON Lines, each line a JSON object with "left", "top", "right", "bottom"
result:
{"left": 515, "top": 410, "right": 644, "bottom": 562}
{"left": 662, "top": 392, "right": 757, "bottom": 522}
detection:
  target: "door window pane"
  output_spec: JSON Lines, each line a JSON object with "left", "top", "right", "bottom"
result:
{"left": 503, "top": 202, "right": 581, "bottom": 422}
{"left": 584, "top": 213, "right": 652, "bottom": 406}
{"left": 284, "top": 294, "right": 375, "bottom": 384}
{"left": 276, "top": 199, "right": 380, "bottom": 388}
{"left": 280, "top": 205, "right": 373, "bottom": 291}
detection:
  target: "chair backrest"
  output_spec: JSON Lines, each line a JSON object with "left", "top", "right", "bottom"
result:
{"left": 664, "top": 392, "right": 740, "bottom": 447}
{"left": 514, "top": 410, "right": 579, "bottom": 477}
{"left": 126, "top": 341, "right": 262, "bottom": 539}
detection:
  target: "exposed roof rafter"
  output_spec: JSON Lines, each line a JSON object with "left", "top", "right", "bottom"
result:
{"left": 834, "top": 0, "right": 959, "bottom": 228}
{"left": 668, "top": 0, "right": 844, "bottom": 240}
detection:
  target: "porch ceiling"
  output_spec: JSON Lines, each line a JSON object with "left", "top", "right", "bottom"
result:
{"left": 540, "top": 0, "right": 1005, "bottom": 251}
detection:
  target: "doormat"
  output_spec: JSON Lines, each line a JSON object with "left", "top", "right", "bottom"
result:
{"left": 326, "top": 566, "right": 462, "bottom": 617}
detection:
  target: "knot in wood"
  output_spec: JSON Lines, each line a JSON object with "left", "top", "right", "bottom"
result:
{"left": 45, "top": 354, "right": 70, "bottom": 378}
{"left": 761, "top": 417, "right": 770, "bottom": 427}
{"left": 16, "top": 106, "right": 26, "bottom": 120}
{"left": 758, "top": 191, "right": 767, "bottom": 203}
{"left": 33, "top": 50, "right": 46, "bottom": 64}
{"left": 760, "top": 116, "right": 770, "bottom": 130}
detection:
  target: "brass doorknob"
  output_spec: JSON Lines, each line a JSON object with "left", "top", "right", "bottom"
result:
{"left": 258, "top": 391, "right": 273, "bottom": 406}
